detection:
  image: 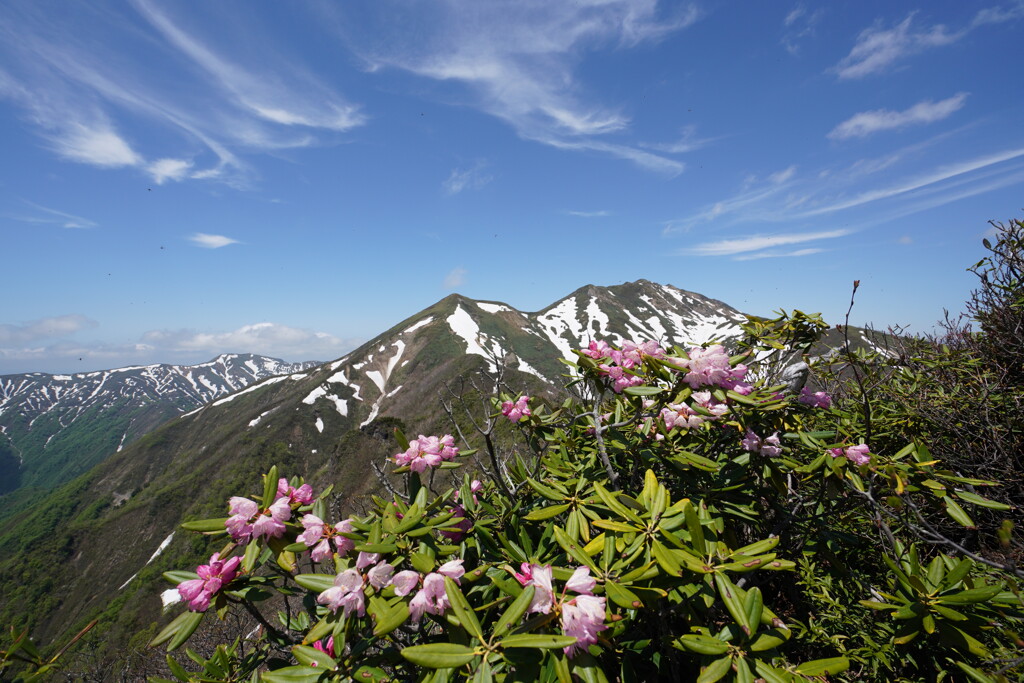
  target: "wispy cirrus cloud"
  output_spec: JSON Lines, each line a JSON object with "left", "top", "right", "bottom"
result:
{"left": 781, "top": 5, "right": 824, "bottom": 55}
{"left": 443, "top": 267, "right": 467, "bottom": 290}
{"left": 189, "top": 233, "right": 240, "bottom": 248}
{"left": 829, "top": 93, "right": 968, "bottom": 140}
{"left": 328, "top": 0, "right": 695, "bottom": 174}
{"left": 565, "top": 210, "right": 610, "bottom": 218}
{"left": 734, "top": 247, "right": 825, "bottom": 261}
{"left": 833, "top": 7, "right": 1024, "bottom": 79}
{"left": 665, "top": 140, "right": 1024, "bottom": 239}
{"left": 443, "top": 162, "right": 492, "bottom": 195}
{"left": 0, "top": 1, "right": 365, "bottom": 185}
{"left": 6, "top": 200, "right": 97, "bottom": 229}
{"left": 684, "top": 230, "right": 850, "bottom": 257}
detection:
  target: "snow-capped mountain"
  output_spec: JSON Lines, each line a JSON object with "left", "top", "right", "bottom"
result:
{"left": 0, "top": 354, "right": 320, "bottom": 495}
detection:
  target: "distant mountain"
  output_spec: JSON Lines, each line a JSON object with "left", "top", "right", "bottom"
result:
{"left": 0, "top": 354, "right": 320, "bottom": 497}
{"left": 0, "top": 280, "right": 768, "bottom": 665}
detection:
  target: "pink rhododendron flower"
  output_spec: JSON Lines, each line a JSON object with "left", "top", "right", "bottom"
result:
{"left": 579, "top": 340, "right": 614, "bottom": 359}
{"left": 226, "top": 496, "right": 291, "bottom": 541}
{"left": 692, "top": 391, "right": 729, "bottom": 418}
{"left": 225, "top": 497, "right": 258, "bottom": 541}
{"left": 661, "top": 403, "right": 704, "bottom": 431}
{"left": 277, "top": 478, "right": 314, "bottom": 505}
{"left": 409, "top": 573, "right": 451, "bottom": 624}
{"left": 312, "top": 636, "right": 335, "bottom": 659}
{"left": 393, "top": 434, "right": 459, "bottom": 472}
{"left": 177, "top": 552, "right": 240, "bottom": 612}
{"left": 391, "top": 570, "right": 420, "bottom": 597}
{"left": 561, "top": 594, "right": 607, "bottom": 657}
{"left": 515, "top": 563, "right": 555, "bottom": 614}
{"left": 296, "top": 515, "right": 355, "bottom": 562}
{"left": 565, "top": 566, "right": 596, "bottom": 595}
{"left": 437, "top": 559, "right": 465, "bottom": 582}
{"left": 356, "top": 551, "right": 381, "bottom": 570}
{"left": 318, "top": 568, "right": 365, "bottom": 617}
{"left": 677, "top": 344, "right": 732, "bottom": 388}
{"left": 830, "top": 444, "right": 872, "bottom": 465}
{"left": 799, "top": 388, "right": 832, "bottom": 409}
{"left": 251, "top": 497, "right": 291, "bottom": 539}
{"left": 501, "top": 396, "right": 532, "bottom": 422}
{"left": 741, "top": 430, "right": 782, "bottom": 457}
{"left": 367, "top": 562, "right": 395, "bottom": 590}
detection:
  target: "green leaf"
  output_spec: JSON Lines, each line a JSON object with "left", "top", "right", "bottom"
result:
{"left": 954, "top": 660, "right": 999, "bottom": 683}
{"left": 674, "top": 634, "right": 728, "bottom": 655}
{"left": 260, "top": 665, "right": 324, "bottom": 683}
{"left": 445, "top": 577, "right": 484, "bottom": 641}
{"left": 354, "top": 543, "right": 398, "bottom": 553}
{"left": 294, "top": 574, "right": 336, "bottom": 593}
{"left": 401, "top": 643, "right": 478, "bottom": 669}
{"left": 714, "top": 573, "right": 750, "bottom": 635}
{"left": 525, "top": 503, "right": 571, "bottom": 521}
{"left": 623, "top": 385, "right": 662, "bottom": 396}
{"left": 262, "top": 466, "right": 279, "bottom": 509}
{"left": 953, "top": 490, "right": 1012, "bottom": 510}
{"left": 372, "top": 601, "right": 410, "bottom": 637}
{"left": 179, "top": 517, "right": 229, "bottom": 532}
{"left": 293, "top": 644, "right": 336, "bottom": 669}
{"left": 604, "top": 581, "right": 643, "bottom": 609}
{"left": 943, "top": 497, "right": 976, "bottom": 528}
{"left": 493, "top": 585, "right": 535, "bottom": 636}
{"left": 500, "top": 634, "right": 578, "bottom": 649}
{"left": 696, "top": 656, "right": 732, "bottom": 683}
{"left": 150, "top": 610, "right": 201, "bottom": 649}
{"left": 162, "top": 570, "right": 199, "bottom": 585}
{"left": 166, "top": 611, "right": 204, "bottom": 651}
{"left": 937, "top": 585, "right": 1001, "bottom": 604}
{"left": 527, "top": 478, "right": 565, "bottom": 501}
{"left": 554, "top": 526, "right": 599, "bottom": 572}
{"left": 592, "top": 519, "right": 639, "bottom": 533}
{"left": 749, "top": 628, "right": 790, "bottom": 652}
{"left": 794, "top": 657, "right": 850, "bottom": 676}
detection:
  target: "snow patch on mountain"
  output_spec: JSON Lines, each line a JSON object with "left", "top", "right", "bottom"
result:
{"left": 477, "top": 302, "right": 511, "bottom": 314}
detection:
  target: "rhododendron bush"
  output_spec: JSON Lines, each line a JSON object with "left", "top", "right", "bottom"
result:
{"left": 140, "top": 311, "right": 1024, "bottom": 683}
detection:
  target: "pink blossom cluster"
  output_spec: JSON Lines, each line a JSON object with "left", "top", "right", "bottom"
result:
{"left": 514, "top": 564, "right": 607, "bottom": 658}
{"left": 297, "top": 515, "right": 356, "bottom": 562}
{"left": 225, "top": 478, "right": 314, "bottom": 542}
{"left": 177, "top": 552, "right": 241, "bottom": 612}
{"left": 316, "top": 555, "right": 466, "bottom": 624}
{"left": 798, "top": 387, "right": 832, "bottom": 409}
{"left": 393, "top": 434, "right": 459, "bottom": 472}
{"left": 580, "top": 339, "right": 665, "bottom": 394}
{"left": 312, "top": 637, "right": 335, "bottom": 662}
{"left": 441, "top": 480, "right": 483, "bottom": 541}
{"left": 830, "top": 443, "right": 872, "bottom": 466}
{"left": 674, "top": 344, "right": 751, "bottom": 393}
{"left": 741, "top": 430, "right": 782, "bottom": 457}
{"left": 659, "top": 390, "right": 730, "bottom": 432}
{"left": 501, "top": 396, "right": 532, "bottom": 422}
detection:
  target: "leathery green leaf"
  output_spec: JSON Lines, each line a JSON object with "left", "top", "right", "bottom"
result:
{"left": 293, "top": 644, "right": 337, "bottom": 669}
{"left": 445, "top": 576, "right": 484, "bottom": 640}
{"left": 525, "top": 503, "right": 571, "bottom": 521}
{"left": 696, "top": 656, "right": 732, "bottom": 683}
{"left": 794, "top": 657, "right": 850, "bottom": 676}
{"left": 401, "top": 643, "right": 478, "bottom": 669}
{"left": 493, "top": 585, "right": 535, "bottom": 636}
{"left": 714, "top": 573, "right": 750, "bottom": 635}
{"left": 500, "top": 634, "right": 578, "bottom": 649}
{"left": 294, "top": 574, "right": 336, "bottom": 593}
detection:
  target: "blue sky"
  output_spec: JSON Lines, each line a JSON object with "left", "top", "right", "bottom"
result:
{"left": 2, "top": 1, "right": 1023, "bottom": 374}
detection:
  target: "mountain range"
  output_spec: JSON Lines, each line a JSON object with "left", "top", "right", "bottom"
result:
{"left": 0, "top": 354, "right": 320, "bottom": 499}
{"left": 0, "top": 280, "right": 841, "bottom": 670}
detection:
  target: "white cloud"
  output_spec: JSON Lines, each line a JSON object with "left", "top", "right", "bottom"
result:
{"left": 148, "top": 158, "right": 194, "bottom": 184}
{"left": 330, "top": 0, "right": 695, "bottom": 173}
{"left": 685, "top": 229, "right": 851, "bottom": 256}
{"left": 641, "top": 125, "right": 716, "bottom": 155}
{"left": 781, "top": 5, "right": 824, "bottom": 55}
{"left": 8, "top": 200, "right": 97, "bottom": 229}
{"left": 52, "top": 121, "right": 142, "bottom": 167}
{"left": 768, "top": 165, "right": 798, "bottom": 184}
{"left": 833, "top": 8, "right": 1023, "bottom": 79}
{"left": 828, "top": 93, "right": 968, "bottom": 140}
{"left": 0, "top": 322, "right": 361, "bottom": 373}
{"left": 443, "top": 163, "right": 492, "bottom": 195}
{"left": 188, "top": 233, "right": 240, "bottom": 248}
{"left": 0, "top": 315, "right": 97, "bottom": 345}
{"left": 734, "top": 248, "right": 825, "bottom": 261}
{"left": 566, "top": 210, "right": 610, "bottom": 218}
{"left": 443, "top": 267, "right": 467, "bottom": 289}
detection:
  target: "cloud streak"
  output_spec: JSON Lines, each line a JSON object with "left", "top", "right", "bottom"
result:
{"left": 443, "top": 162, "right": 492, "bottom": 195}
{"left": 829, "top": 93, "right": 968, "bottom": 140}
{"left": 684, "top": 229, "right": 850, "bottom": 257}
{"left": 330, "top": 0, "right": 695, "bottom": 174}
{"left": 0, "top": 315, "right": 97, "bottom": 345}
{"left": 189, "top": 233, "right": 240, "bottom": 248}
{"left": 833, "top": 7, "right": 1023, "bottom": 79}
